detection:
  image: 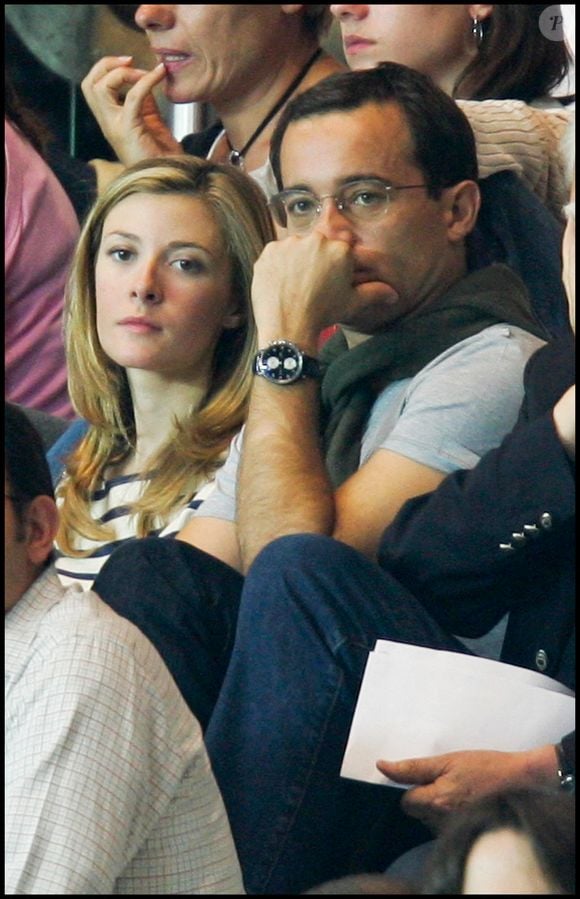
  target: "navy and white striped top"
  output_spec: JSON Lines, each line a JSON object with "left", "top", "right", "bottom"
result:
{"left": 54, "top": 472, "right": 216, "bottom": 590}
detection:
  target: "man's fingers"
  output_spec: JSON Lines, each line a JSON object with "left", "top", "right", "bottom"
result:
{"left": 377, "top": 757, "right": 443, "bottom": 785}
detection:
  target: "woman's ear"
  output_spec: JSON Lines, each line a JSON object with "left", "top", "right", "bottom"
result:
{"left": 23, "top": 495, "right": 59, "bottom": 567}
{"left": 468, "top": 5, "right": 494, "bottom": 25}
{"left": 281, "top": 5, "right": 305, "bottom": 17}
{"left": 442, "top": 180, "right": 481, "bottom": 243}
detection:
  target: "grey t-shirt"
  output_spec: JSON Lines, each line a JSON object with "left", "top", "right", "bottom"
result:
{"left": 195, "top": 323, "right": 545, "bottom": 524}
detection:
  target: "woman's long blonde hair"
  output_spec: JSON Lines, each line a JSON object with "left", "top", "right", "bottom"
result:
{"left": 56, "top": 156, "right": 274, "bottom": 555}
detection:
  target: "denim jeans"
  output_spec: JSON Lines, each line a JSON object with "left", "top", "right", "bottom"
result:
{"left": 96, "top": 533, "right": 468, "bottom": 894}
{"left": 94, "top": 537, "right": 243, "bottom": 731}
{"left": 207, "top": 534, "right": 467, "bottom": 894}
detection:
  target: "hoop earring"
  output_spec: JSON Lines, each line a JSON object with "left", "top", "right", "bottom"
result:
{"left": 472, "top": 17, "right": 484, "bottom": 47}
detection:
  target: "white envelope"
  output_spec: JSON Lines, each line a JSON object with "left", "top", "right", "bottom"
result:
{"left": 341, "top": 640, "right": 575, "bottom": 788}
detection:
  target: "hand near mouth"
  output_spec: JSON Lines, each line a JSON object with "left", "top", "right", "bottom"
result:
{"left": 82, "top": 55, "right": 182, "bottom": 167}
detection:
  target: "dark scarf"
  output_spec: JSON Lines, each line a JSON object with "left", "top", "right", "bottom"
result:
{"left": 319, "top": 264, "right": 548, "bottom": 487}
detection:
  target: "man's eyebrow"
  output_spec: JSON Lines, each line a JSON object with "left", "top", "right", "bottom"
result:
{"left": 283, "top": 174, "right": 392, "bottom": 192}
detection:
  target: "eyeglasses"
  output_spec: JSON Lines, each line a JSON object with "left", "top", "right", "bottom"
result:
{"left": 269, "top": 179, "right": 427, "bottom": 233}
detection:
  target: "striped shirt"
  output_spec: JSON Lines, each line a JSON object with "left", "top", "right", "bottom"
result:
{"left": 54, "top": 472, "right": 216, "bottom": 590}
{"left": 5, "top": 568, "right": 244, "bottom": 894}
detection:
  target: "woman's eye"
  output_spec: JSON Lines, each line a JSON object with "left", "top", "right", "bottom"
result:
{"left": 171, "top": 258, "right": 205, "bottom": 274}
{"left": 109, "top": 247, "right": 133, "bottom": 262}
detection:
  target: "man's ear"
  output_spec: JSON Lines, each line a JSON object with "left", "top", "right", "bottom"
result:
{"left": 442, "top": 180, "right": 481, "bottom": 243}
{"left": 23, "top": 495, "right": 59, "bottom": 567}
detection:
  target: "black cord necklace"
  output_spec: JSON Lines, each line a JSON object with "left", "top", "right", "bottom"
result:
{"left": 227, "top": 48, "right": 322, "bottom": 167}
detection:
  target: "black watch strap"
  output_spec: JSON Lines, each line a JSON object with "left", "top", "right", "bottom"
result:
{"left": 299, "top": 354, "right": 323, "bottom": 379}
{"left": 254, "top": 340, "right": 321, "bottom": 385}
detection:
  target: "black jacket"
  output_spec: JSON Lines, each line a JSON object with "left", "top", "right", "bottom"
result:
{"left": 379, "top": 334, "right": 575, "bottom": 767}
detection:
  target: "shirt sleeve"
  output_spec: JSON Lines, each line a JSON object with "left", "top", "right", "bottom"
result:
{"left": 193, "top": 429, "right": 243, "bottom": 523}
{"left": 5, "top": 617, "right": 239, "bottom": 894}
{"left": 367, "top": 325, "right": 546, "bottom": 475}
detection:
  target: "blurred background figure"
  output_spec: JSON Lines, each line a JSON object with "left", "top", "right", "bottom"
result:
{"left": 420, "top": 788, "right": 575, "bottom": 894}
{"left": 81, "top": 5, "right": 345, "bottom": 197}
{"left": 5, "top": 76, "right": 79, "bottom": 420}
{"left": 304, "top": 872, "right": 416, "bottom": 894}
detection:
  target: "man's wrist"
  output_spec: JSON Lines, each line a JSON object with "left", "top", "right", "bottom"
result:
{"left": 253, "top": 340, "right": 321, "bottom": 386}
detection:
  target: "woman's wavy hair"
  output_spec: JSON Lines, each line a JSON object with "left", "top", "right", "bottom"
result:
{"left": 453, "top": 4, "right": 573, "bottom": 102}
{"left": 57, "top": 156, "right": 274, "bottom": 554}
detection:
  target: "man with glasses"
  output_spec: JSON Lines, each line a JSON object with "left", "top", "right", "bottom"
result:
{"left": 175, "top": 61, "right": 546, "bottom": 570}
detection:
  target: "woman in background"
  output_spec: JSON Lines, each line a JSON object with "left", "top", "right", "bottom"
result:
{"left": 5, "top": 78, "right": 79, "bottom": 419}
{"left": 82, "top": 5, "right": 345, "bottom": 198}
{"left": 331, "top": 4, "right": 574, "bottom": 213}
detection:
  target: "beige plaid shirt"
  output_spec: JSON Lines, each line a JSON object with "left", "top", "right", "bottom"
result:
{"left": 5, "top": 568, "right": 244, "bottom": 894}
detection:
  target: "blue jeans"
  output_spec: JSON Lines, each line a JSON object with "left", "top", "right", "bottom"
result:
{"left": 96, "top": 533, "right": 468, "bottom": 894}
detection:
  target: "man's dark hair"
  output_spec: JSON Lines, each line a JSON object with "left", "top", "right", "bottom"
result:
{"left": 5, "top": 403, "right": 55, "bottom": 508}
{"left": 270, "top": 62, "right": 479, "bottom": 196}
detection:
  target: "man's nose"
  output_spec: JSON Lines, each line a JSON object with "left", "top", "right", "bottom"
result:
{"left": 313, "top": 197, "right": 356, "bottom": 243}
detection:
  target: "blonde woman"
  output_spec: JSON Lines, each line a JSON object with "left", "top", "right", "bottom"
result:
{"left": 52, "top": 156, "right": 274, "bottom": 589}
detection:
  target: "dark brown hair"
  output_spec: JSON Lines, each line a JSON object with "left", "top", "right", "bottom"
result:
{"left": 454, "top": 5, "right": 573, "bottom": 102}
{"left": 270, "top": 62, "right": 478, "bottom": 196}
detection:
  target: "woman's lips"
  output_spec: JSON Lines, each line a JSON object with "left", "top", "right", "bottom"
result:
{"left": 118, "top": 317, "right": 162, "bottom": 333}
{"left": 343, "top": 36, "right": 376, "bottom": 56}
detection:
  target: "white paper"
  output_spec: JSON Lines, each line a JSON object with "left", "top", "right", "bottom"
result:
{"left": 341, "top": 640, "right": 575, "bottom": 788}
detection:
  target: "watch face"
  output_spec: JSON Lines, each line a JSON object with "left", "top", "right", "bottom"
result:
{"left": 257, "top": 342, "right": 303, "bottom": 383}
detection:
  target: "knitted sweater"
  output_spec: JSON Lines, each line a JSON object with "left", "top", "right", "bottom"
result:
{"left": 457, "top": 99, "right": 572, "bottom": 220}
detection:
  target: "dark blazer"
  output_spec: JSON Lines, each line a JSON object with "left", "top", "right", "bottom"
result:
{"left": 378, "top": 334, "right": 575, "bottom": 765}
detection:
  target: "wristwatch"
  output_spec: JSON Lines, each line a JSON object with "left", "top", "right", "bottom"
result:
{"left": 253, "top": 340, "right": 321, "bottom": 385}
{"left": 555, "top": 742, "right": 575, "bottom": 792}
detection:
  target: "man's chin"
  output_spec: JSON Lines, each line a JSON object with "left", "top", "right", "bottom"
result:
{"left": 346, "top": 281, "right": 401, "bottom": 325}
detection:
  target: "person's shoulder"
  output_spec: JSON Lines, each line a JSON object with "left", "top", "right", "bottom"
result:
{"left": 35, "top": 582, "right": 198, "bottom": 726}
{"left": 38, "top": 581, "right": 175, "bottom": 681}
{"left": 415, "top": 320, "right": 545, "bottom": 386}
{"left": 47, "top": 418, "right": 89, "bottom": 485}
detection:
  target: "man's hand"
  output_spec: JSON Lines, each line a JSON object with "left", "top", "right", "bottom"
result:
{"left": 376, "top": 744, "right": 559, "bottom": 832}
{"left": 251, "top": 231, "right": 354, "bottom": 350}
{"left": 81, "top": 57, "right": 182, "bottom": 166}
